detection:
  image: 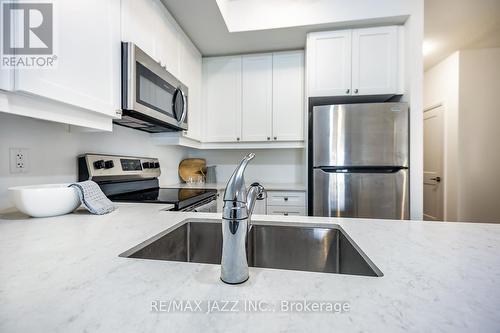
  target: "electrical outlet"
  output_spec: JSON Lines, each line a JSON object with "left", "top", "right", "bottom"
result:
{"left": 9, "top": 148, "right": 30, "bottom": 174}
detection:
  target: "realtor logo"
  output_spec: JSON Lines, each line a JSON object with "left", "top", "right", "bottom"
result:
{"left": 1, "top": 1, "right": 56, "bottom": 68}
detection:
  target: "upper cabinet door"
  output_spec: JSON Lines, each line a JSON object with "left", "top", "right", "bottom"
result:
{"left": 307, "top": 30, "right": 351, "bottom": 97}
{"left": 352, "top": 26, "right": 398, "bottom": 95}
{"left": 153, "top": 1, "right": 180, "bottom": 78}
{"left": 14, "top": 0, "right": 120, "bottom": 118}
{"left": 273, "top": 51, "right": 304, "bottom": 141}
{"left": 179, "top": 33, "right": 202, "bottom": 141}
{"left": 203, "top": 56, "right": 242, "bottom": 142}
{"left": 121, "top": 0, "right": 156, "bottom": 60}
{"left": 241, "top": 54, "right": 273, "bottom": 142}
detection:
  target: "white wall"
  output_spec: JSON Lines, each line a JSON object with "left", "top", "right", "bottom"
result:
{"left": 186, "top": 149, "right": 305, "bottom": 185}
{"left": 458, "top": 48, "right": 500, "bottom": 223}
{"left": 423, "top": 52, "right": 459, "bottom": 221}
{"left": 0, "top": 112, "right": 189, "bottom": 210}
{"left": 424, "top": 47, "right": 500, "bottom": 223}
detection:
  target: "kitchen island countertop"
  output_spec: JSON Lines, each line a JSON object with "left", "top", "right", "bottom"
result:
{"left": 0, "top": 203, "right": 499, "bottom": 332}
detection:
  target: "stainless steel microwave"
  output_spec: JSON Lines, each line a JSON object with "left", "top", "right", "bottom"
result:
{"left": 116, "top": 42, "right": 188, "bottom": 133}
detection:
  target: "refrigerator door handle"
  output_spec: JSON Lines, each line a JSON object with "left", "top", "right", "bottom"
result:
{"left": 315, "top": 166, "right": 407, "bottom": 174}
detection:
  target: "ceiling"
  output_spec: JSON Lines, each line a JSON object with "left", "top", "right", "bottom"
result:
{"left": 424, "top": 0, "right": 500, "bottom": 70}
{"left": 162, "top": 0, "right": 500, "bottom": 69}
{"left": 161, "top": 0, "right": 406, "bottom": 56}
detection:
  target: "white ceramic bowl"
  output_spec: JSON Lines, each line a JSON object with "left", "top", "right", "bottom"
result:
{"left": 8, "top": 184, "right": 81, "bottom": 218}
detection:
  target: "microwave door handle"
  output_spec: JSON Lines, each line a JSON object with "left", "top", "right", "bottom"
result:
{"left": 178, "top": 88, "right": 187, "bottom": 124}
{"left": 172, "top": 88, "right": 187, "bottom": 124}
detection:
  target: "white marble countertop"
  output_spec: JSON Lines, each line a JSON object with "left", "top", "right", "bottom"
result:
{"left": 1, "top": 204, "right": 499, "bottom": 332}
{"left": 166, "top": 182, "right": 306, "bottom": 191}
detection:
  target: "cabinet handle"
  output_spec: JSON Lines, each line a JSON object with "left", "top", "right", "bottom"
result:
{"left": 354, "top": 89, "right": 359, "bottom": 94}
{"left": 284, "top": 197, "right": 288, "bottom": 201}
{"left": 283, "top": 212, "right": 289, "bottom": 216}
{"left": 267, "top": 137, "right": 270, "bottom": 141}
{"left": 236, "top": 137, "right": 240, "bottom": 141}
{"left": 274, "top": 136, "right": 277, "bottom": 140}
{"left": 346, "top": 89, "right": 350, "bottom": 94}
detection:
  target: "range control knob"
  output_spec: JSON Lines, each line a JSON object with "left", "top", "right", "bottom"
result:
{"left": 154, "top": 162, "right": 160, "bottom": 168}
{"left": 142, "top": 162, "right": 151, "bottom": 169}
{"left": 93, "top": 160, "right": 105, "bottom": 169}
{"left": 104, "top": 160, "right": 114, "bottom": 169}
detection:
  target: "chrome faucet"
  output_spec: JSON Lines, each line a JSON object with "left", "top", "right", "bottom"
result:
{"left": 221, "top": 153, "right": 266, "bottom": 284}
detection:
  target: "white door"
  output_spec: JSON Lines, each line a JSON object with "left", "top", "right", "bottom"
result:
{"left": 307, "top": 30, "right": 352, "bottom": 97}
{"left": 241, "top": 54, "right": 273, "bottom": 142}
{"left": 423, "top": 105, "right": 444, "bottom": 221}
{"left": 351, "top": 26, "right": 398, "bottom": 96}
{"left": 272, "top": 51, "right": 304, "bottom": 141}
{"left": 14, "top": 0, "right": 121, "bottom": 117}
{"left": 203, "top": 56, "right": 242, "bottom": 142}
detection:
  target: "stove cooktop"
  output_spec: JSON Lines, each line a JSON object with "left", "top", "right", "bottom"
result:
{"left": 108, "top": 187, "right": 217, "bottom": 210}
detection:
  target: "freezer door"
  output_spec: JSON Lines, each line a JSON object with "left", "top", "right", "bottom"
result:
{"left": 312, "top": 168, "right": 409, "bottom": 219}
{"left": 313, "top": 103, "right": 408, "bottom": 167}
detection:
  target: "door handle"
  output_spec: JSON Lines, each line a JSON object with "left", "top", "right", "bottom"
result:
{"left": 430, "top": 177, "right": 441, "bottom": 182}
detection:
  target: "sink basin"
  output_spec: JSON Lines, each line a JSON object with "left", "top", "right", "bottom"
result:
{"left": 120, "top": 219, "right": 382, "bottom": 277}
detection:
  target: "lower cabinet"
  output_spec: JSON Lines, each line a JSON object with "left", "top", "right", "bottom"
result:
{"left": 216, "top": 190, "right": 267, "bottom": 214}
{"left": 216, "top": 189, "right": 306, "bottom": 216}
{"left": 267, "top": 205, "right": 306, "bottom": 217}
{"left": 266, "top": 190, "right": 306, "bottom": 217}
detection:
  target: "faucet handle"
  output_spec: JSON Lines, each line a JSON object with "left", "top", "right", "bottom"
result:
{"left": 250, "top": 182, "right": 267, "bottom": 200}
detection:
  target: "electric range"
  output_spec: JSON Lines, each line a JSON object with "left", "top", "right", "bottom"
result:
{"left": 78, "top": 153, "right": 217, "bottom": 212}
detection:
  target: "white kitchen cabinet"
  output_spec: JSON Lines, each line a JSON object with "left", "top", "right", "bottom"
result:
{"left": 121, "top": 0, "right": 156, "bottom": 60}
{"left": 203, "top": 56, "right": 242, "bottom": 142}
{"left": 352, "top": 26, "right": 398, "bottom": 95}
{"left": 253, "top": 198, "right": 267, "bottom": 215}
{"left": 122, "top": 0, "right": 179, "bottom": 77}
{"left": 13, "top": 0, "right": 120, "bottom": 118}
{"left": 216, "top": 190, "right": 266, "bottom": 214}
{"left": 272, "top": 51, "right": 304, "bottom": 141}
{"left": 153, "top": 0, "right": 180, "bottom": 78}
{"left": 179, "top": 32, "right": 202, "bottom": 141}
{"left": 267, "top": 205, "right": 306, "bottom": 217}
{"left": 307, "top": 30, "right": 352, "bottom": 97}
{"left": 0, "top": 69, "right": 13, "bottom": 92}
{"left": 266, "top": 190, "right": 306, "bottom": 217}
{"left": 241, "top": 54, "right": 273, "bottom": 142}
{"left": 201, "top": 51, "right": 304, "bottom": 145}
{"left": 267, "top": 191, "right": 306, "bottom": 207}
{"left": 307, "top": 26, "right": 402, "bottom": 97}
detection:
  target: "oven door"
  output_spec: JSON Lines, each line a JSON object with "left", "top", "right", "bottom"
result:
{"left": 122, "top": 42, "right": 188, "bottom": 130}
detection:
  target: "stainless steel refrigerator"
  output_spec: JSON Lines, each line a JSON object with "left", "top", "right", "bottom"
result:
{"left": 309, "top": 102, "right": 409, "bottom": 219}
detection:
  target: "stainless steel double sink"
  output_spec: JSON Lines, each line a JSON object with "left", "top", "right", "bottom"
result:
{"left": 120, "top": 219, "right": 382, "bottom": 277}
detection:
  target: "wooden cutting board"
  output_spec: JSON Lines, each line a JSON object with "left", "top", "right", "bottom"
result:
{"left": 178, "top": 158, "right": 206, "bottom": 182}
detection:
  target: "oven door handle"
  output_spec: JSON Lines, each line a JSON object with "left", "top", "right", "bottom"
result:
{"left": 183, "top": 196, "right": 217, "bottom": 212}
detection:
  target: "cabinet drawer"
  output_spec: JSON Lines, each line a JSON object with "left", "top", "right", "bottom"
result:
{"left": 267, "top": 205, "right": 306, "bottom": 216}
{"left": 267, "top": 191, "right": 305, "bottom": 206}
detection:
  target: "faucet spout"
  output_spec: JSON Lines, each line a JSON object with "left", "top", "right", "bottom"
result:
{"left": 223, "top": 153, "right": 255, "bottom": 203}
{"left": 220, "top": 153, "right": 265, "bottom": 284}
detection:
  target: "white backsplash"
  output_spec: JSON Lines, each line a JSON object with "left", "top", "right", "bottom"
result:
{"left": 187, "top": 149, "right": 305, "bottom": 185}
{"left": 0, "top": 113, "right": 189, "bottom": 210}
{"left": 0, "top": 112, "right": 306, "bottom": 210}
